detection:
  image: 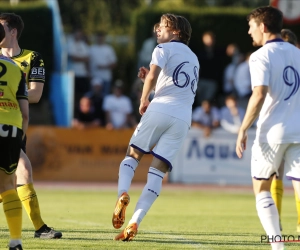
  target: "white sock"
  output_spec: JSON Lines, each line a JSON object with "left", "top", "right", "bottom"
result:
{"left": 256, "top": 191, "right": 284, "bottom": 250}
{"left": 9, "top": 239, "right": 22, "bottom": 247}
{"left": 118, "top": 156, "right": 139, "bottom": 197}
{"left": 129, "top": 167, "right": 165, "bottom": 226}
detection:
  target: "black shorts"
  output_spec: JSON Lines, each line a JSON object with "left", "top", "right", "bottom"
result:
{"left": 0, "top": 124, "right": 23, "bottom": 175}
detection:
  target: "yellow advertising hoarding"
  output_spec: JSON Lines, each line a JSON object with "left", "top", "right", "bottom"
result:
{"left": 26, "top": 126, "right": 156, "bottom": 182}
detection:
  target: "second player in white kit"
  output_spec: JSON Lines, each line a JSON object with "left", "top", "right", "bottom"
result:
{"left": 236, "top": 6, "right": 300, "bottom": 250}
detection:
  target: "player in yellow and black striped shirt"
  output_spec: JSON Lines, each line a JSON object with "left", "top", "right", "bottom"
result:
{"left": 0, "top": 22, "right": 28, "bottom": 250}
{"left": 0, "top": 13, "right": 62, "bottom": 239}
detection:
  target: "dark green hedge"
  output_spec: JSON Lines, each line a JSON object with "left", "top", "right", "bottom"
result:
{"left": 132, "top": 6, "right": 300, "bottom": 57}
{"left": 0, "top": 1, "right": 53, "bottom": 98}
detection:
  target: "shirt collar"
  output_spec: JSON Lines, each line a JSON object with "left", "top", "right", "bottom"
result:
{"left": 265, "top": 38, "right": 285, "bottom": 44}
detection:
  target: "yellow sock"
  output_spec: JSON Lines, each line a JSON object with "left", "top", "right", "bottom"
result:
{"left": 2, "top": 189, "right": 22, "bottom": 239}
{"left": 271, "top": 179, "right": 283, "bottom": 218}
{"left": 294, "top": 191, "right": 300, "bottom": 225}
{"left": 17, "top": 183, "right": 45, "bottom": 230}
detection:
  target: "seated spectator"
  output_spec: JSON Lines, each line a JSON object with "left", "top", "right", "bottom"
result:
{"left": 103, "top": 80, "right": 134, "bottom": 130}
{"left": 192, "top": 100, "right": 220, "bottom": 137}
{"left": 220, "top": 95, "right": 245, "bottom": 134}
{"left": 84, "top": 77, "right": 105, "bottom": 125}
{"left": 72, "top": 96, "right": 101, "bottom": 129}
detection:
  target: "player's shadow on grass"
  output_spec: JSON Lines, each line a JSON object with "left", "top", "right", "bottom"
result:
{"left": 135, "top": 238, "right": 262, "bottom": 246}
{"left": 11, "top": 228, "right": 262, "bottom": 246}
{"left": 145, "top": 231, "right": 255, "bottom": 237}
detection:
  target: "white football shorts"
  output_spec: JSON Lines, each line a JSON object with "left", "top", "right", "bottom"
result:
{"left": 251, "top": 142, "right": 300, "bottom": 181}
{"left": 129, "top": 111, "right": 189, "bottom": 171}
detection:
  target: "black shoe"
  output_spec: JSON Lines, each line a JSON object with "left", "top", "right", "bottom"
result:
{"left": 9, "top": 244, "right": 23, "bottom": 250}
{"left": 34, "top": 224, "right": 62, "bottom": 239}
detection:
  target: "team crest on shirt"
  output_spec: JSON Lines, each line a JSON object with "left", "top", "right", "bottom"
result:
{"left": 21, "top": 60, "right": 29, "bottom": 68}
{"left": 0, "top": 88, "right": 3, "bottom": 97}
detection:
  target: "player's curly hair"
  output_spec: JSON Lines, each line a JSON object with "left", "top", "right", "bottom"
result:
{"left": 247, "top": 6, "right": 283, "bottom": 34}
{"left": 0, "top": 13, "right": 24, "bottom": 40}
{"left": 154, "top": 13, "right": 192, "bottom": 45}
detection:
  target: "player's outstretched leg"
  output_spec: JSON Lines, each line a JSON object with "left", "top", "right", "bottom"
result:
{"left": 115, "top": 167, "right": 165, "bottom": 241}
{"left": 16, "top": 151, "right": 62, "bottom": 239}
{"left": 112, "top": 156, "right": 139, "bottom": 229}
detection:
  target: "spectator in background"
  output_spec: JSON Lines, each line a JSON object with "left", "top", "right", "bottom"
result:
{"left": 67, "top": 28, "right": 91, "bottom": 109}
{"left": 103, "top": 80, "right": 134, "bottom": 130}
{"left": 196, "top": 31, "right": 226, "bottom": 106}
{"left": 220, "top": 95, "right": 245, "bottom": 134}
{"left": 84, "top": 77, "right": 105, "bottom": 126}
{"left": 192, "top": 100, "right": 220, "bottom": 137}
{"left": 223, "top": 43, "right": 243, "bottom": 96}
{"left": 90, "top": 31, "right": 117, "bottom": 97}
{"left": 72, "top": 96, "right": 101, "bottom": 129}
{"left": 233, "top": 52, "right": 252, "bottom": 110}
{"left": 226, "top": 43, "right": 241, "bottom": 66}
{"left": 137, "top": 31, "right": 157, "bottom": 69}
{"left": 281, "top": 28, "right": 298, "bottom": 46}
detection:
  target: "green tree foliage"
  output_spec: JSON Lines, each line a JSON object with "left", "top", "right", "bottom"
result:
{"left": 58, "top": 0, "right": 146, "bottom": 35}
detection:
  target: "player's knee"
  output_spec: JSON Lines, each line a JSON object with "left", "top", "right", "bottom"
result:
{"left": 127, "top": 147, "right": 143, "bottom": 161}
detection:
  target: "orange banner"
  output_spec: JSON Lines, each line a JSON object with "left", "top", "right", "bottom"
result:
{"left": 26, "top": 126, "right": 159, "bottom": 182}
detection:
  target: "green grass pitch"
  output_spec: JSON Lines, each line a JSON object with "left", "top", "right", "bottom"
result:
{"left": 0, "top": 184, "right": 299, "bottom": 249}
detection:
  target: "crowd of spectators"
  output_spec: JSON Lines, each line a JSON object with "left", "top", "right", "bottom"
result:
{"left": 67, "top": 28, "right": 137, "bottom": 130}
{"left": 66, "top": 28, "right": 262, "bottom": 134}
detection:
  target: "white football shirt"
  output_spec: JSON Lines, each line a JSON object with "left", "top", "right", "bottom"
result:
{"left": 147, "top": 41, "right": 199, "bottom": 126}
{"left": 249, "top": 39, "right": 300, "bottom": 143}
{"left": 89, "top": 44, "right": 117, "bottom": 81}
{"left": 102, "top": 94, "right": 132, "bottom": 128}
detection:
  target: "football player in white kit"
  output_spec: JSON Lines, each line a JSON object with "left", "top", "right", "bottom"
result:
{"left": 112, "top": 13, "right": 199, "bottom": 241}
{"left": 236, "top": 6, "right": 300, "bottom": 250}
{"left": 270, "top": 29, "right": 299, "bottom": 232}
